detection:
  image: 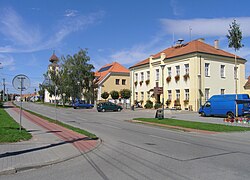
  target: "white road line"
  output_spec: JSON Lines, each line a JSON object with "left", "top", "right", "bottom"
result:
{"left": 148, "top": 134, "right": 192, "bottom": 145}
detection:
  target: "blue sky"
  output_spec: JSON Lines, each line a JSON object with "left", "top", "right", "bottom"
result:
{"left": 1, "top": 0, "right": 250, "bottom": 94}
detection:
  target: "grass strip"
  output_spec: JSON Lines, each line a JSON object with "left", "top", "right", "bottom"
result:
{"left": 0, "top": 107, "right": 32, "bottom": 143}
{"left": 22, "top": 107, "right": 98, "bottom": 139}
{"left": 35, "top": 102, "right": 72, "bottom": 108}
{"left": 134, "top": 118, "right": 250, "bottom": 132}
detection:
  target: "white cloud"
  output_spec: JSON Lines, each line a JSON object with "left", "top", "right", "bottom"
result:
{"left": 0, "top": 54, "right": 16, "bottom": 71}
{"left": 170, "top": 0, "right": 183, "bottom": 16}
{"left": 64, "top": 9, "right": 78, "bottom": 17}
{"left": 0, "top": 8, "right": 105, "bottom": 53}
{"left": 160, "top": 17, "right": 250, "bottom": 37}
{"left": 0, "top": 8, "right": 41, "bottom": 46}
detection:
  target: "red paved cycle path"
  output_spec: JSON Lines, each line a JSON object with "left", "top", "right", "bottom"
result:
{"left": 12, "top": 106, "right": 99, "bottom": 153}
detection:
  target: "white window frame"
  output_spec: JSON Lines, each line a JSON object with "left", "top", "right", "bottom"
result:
{"left": 141, "top": 92, "right": 144, "bottom": 101}
{"left": 135, "top": 73, "right": 138, "bottom": 82}
{"left": 168, "top": 90, "right": 172, "bottom": 100}
{"left": 147, "top": 71, "right": 150, "bottom": 80}
{"left": 205, "top": 63, "right": 210, "bottom": 77}
{"left": 221, "top": 65, "right": 225, "bottom": 78}
{"left": 156, "top": 69, "right": 159, "bottom": 81}
{"left": 176, "top": 89, "right": 180, "bottom": 100}
{"left": 147, "top": 91, "right": 150, "bottom": 100}
{"left": 176, "top": 66, "right": 180, "bottom": 76}
{"left": 141, "top": 72, "right": 144, "bottom": 81}
{"left": 184, "top": 64, "right": 189, "bottom": 74}
{"left": 185, "top": 89, "right": 189, "bottom": 100}
{"left": 167, "top": 67, "right": 171, "bottom": 77}
{"left": 205, "top": 88, "right": 210, "bottom": 101}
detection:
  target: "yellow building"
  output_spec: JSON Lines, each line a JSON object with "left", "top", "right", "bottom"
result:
{"left": 130, "top": 39, "right": 247, "bottom": 111}
{"left": 95, "top": 62, "right": 130, "bottom": 102}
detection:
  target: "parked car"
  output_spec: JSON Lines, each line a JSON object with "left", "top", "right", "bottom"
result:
{"left": 72, "top": 100, "right": 94, "bottom": 109}
{"left": 198, "top": 94, "right": 250, "bottom": 118}
{"left": 97, "top": 102, "right": 123, "bottom": 112}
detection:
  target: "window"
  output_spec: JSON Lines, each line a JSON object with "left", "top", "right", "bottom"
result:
{"left": 115, "top": 79, "right": 120, "bottom": 85}
{"left": 141, "top": 72, "right": 144, "bottom": 81}
{"left": 234, "top": 66, "right": 238, "bottom": 79}
{"left": 184, "top": 64, "right": 189, "bottom": 74}
{"left": 176, "top": 89, "right": 180, "bottom": 100}
{"left": 135, "top": 92, "right": 138, "bottom": 101}
{"left": 221, "top": 65, "right": 225, "bottom": 78}
{"left": 147, "top": 91, "right": 150, "bottom": 100}
{"left": 205, "top": 63, "right": 210, "bottom": 77}
{"left": 176, "top": 66, "right": 180, "bottom": 75}
{"left": 167, "top": 67, "right": 171, "bottom": 77}
{"left": 168, "top": 90, "right": 172, "bottom": 100}
{"left": 122, "top": 79, "right": 126, "bottom": 85}
{"left": 156, "top": 69, "right": 159, "bottom": 81}
{"left": 147, "top": 71, "right": 150, "bottom": 80}
{"left": 135, "top": 73, "right": 138, "bottom": 82}
{"left": 205, "top": 88, "right": 210, "bottom": 101}
{"left": 221, "top": 89, "right": 225, "bottom": 95}
{"left": 185, "top": 89, "right": 189, "bottom": 100}
{"left": 141, "top": 92, "right": 144, "bottom": 101}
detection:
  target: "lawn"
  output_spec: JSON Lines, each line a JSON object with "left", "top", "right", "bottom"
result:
{"left": 0, "top": 107, "right": 32, "bottom": 143}
{"left": 133, "top": 118, "right": 250, "bottom": 132}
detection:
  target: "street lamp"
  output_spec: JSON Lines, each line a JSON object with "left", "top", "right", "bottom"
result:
{"left": 160, "top": 64, "right": 166, "bottom": 119}
{"left": 77, "top": 81, "right": 80, "bottom": 100}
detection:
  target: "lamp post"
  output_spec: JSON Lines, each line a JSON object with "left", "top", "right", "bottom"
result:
{"left": 160, "top": 64, "right": 166, "bottom": 119}
{"left": 77, "top": 81, "right": 80, "bottom": 100}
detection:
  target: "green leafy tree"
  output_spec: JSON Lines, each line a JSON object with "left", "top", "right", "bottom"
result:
{"left": 120, "top": 89, "right": 131, "bottom": 99}
{"left": 226, "top": 19, "right": 244, "bottom": 117}
{"left": 101, "top": 92, "right": 109, "bottom": 101}
{"left": 110, "top": 90, "right": 119, "bottom": 102}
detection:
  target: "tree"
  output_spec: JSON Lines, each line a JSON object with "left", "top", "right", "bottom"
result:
{"left": 226, "top": 19, "right": 244, "bottom": 117}
{"left": 46, "top": 49, "right": 95, "bottom": 103}
{"left": 110, "top": 90, "right": 119, "bottom": 102}
{"left": 120, "top": 89, "right": 131, "bottom": 99}
{"left": 101, "top": 92, "right": 109, "bottom": 101}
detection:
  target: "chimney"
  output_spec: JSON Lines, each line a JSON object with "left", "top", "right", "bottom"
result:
{"left": 197, "top": 38, "right": 205, "bottom": 43}
{"left": 214, "top": 39, "right": 219, "bottom": 49}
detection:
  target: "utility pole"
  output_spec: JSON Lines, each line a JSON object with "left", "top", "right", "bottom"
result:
{"left": 3, "top": 78, "right": 5, "bottom": 101}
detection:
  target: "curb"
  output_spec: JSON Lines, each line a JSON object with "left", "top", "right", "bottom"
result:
{"left": 0, "top": 138, "right": 102, "bottom": 176}
{"left": 128, "top": 120, "right": 219, "bottom": 134}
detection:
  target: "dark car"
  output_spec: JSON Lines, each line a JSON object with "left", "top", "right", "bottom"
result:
{"left": 72, "top": 100, "right": 94, "bottom": 109}
{"left": 97, "top": 102, "right": 123, "bottom": 112}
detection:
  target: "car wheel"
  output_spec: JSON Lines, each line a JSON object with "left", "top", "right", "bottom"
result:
{"left": 102, "top": 108, "right": 105, "bottom": 112}
{"left": 227, "top": 112, "right": 234, "bottom": 118}
{"left": 73, "top": 107, "right": 76, "bottom": 109}
{"left": 201, "top": 112, "right": 206, "bottom": 117}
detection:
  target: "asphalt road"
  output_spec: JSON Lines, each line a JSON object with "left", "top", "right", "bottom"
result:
{"left": 3, "top": 102, "right": 250, "bottom": 180}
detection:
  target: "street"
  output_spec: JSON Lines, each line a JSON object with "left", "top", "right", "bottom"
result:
{"left": 3, "top": 102, "right": 250, "bottom": 180}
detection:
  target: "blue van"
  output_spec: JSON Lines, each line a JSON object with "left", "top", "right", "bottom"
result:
{"left": 198, "top": 94, "right": 250, "bottom": 118}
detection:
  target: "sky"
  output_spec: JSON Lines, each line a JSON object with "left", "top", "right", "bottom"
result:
{"left": 1, "top": 0, "right": 250, "bottom": 94}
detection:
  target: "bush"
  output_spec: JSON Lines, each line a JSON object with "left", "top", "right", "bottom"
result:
{"left": 144, "top": 100, "right": 153, "bottom": 109}
{"left": 154, "top": 102, "right": 162, "bottom": 109}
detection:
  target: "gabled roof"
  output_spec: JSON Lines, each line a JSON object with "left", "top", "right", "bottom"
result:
{"left": 244, "top": 76, "right": 250, "bottom": 90}
{"left": 94, "top": 62, "right": 129, "bottom": 84}
{"left": 130, "top": 39, "right": 245, "bottom": 69}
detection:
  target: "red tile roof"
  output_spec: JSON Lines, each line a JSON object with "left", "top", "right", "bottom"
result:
{"left": 94, "top": 62, "right": 129, "bottom": 84}
{"left": 244, "top": 76, "right": 250, "bottom": 89}
{"left": 130, "top": 40, "right": 245, "bottom": 69}
{"left": 49, "top": 54, "right": 59, "bottom": 63}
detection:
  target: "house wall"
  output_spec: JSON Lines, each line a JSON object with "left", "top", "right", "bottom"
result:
{"left": 130, "top": 53, "right": 247, "bottom": 111}
{"left": 98, "top": 74, "right": 130, "bottom": 101}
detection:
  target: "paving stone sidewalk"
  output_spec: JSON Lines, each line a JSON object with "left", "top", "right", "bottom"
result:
{"left": 0, "top": 104, "right": 100, "bottom": 175}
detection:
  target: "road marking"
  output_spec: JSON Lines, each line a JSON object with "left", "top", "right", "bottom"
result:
{"left": 148, "top": 134, "right": 192, "bottom": 145}
{"left": 102, "top": 124, "right": 122, "bottom": 129}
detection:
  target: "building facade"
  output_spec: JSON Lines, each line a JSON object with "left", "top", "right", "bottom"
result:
{"left": 130, "top": 39, "right": 247, "bottom": 111}
{"left": 95, "top": 62, "right": 130, "bottom": 102}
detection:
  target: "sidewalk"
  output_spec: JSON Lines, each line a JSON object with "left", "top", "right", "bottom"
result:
{"left": 0, "top": 104, "right": 100, "bottom": 175}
